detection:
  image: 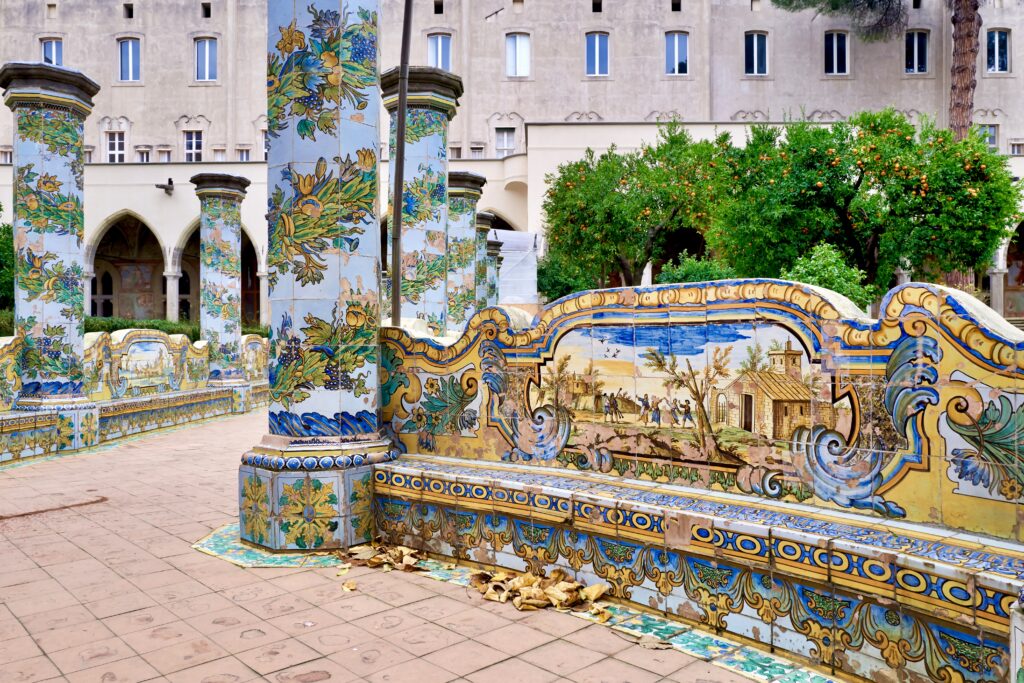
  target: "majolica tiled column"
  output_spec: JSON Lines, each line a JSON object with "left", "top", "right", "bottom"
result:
{"left": 486, "top": 232, "right": 503, "bottom": 307}
{"left": 192, "top": 173, "right": 250, "bottom": 410}
{"left": 475, "top": 211, "right": 495, "bottom": 309}
{"left": 0, "top": 63, "right": 100, "bottom": 450}
{"left": 381, "top": 66, "right": 463, "bottom": 336}
{"left": 240, "top": 1, "right": 392, "bottom": 552}
{"left": 446, "top": 171, "right": 486, "bottom": 331}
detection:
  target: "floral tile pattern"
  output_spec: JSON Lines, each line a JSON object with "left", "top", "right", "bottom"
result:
{"left": 383, "top": 75, "right": 458, "bottom": 336}
{"left": 265, "top": 0, "right": 382, "bottom": 438}
{"left": 194, "top": 522, "right": 345, "bottom": 568}
{"left": 446, "top": 181, "right": 483, "bottom": 331}
{"left": 196, "top": 180, "right": 247, "bottom": 383}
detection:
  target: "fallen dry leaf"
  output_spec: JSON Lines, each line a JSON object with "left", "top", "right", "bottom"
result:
{"left": 465, "top": 568, "right": 611, "bottom": 613}
{"left": 637, "top": 635, "right": 672, "bottom": 650}
{"left": 342, "top": 580, "right": 358, "bottom": 592}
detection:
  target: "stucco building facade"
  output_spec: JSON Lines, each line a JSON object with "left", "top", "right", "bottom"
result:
{"left": 0, "top": 0, "right": 1023, "bottom": 320}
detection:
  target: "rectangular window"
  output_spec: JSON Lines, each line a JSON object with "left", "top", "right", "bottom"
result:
{"left": 987, "top": 29, "right": 1010, "bottom": 73}
{"left": 1011, "top": 142, "right": 1024, "bottom": 156}
{"left": 744, "top": 32, "right": 767, "bottom": 75}
{"left": 672, "top": 0, "right": 681, "bottom": 9}
{"left": 123, "top": 3, "right": 134, "bottom": 18}
{"left": 592, "top": 0, "right": 602, "bottom": 11}
{"left": 136, "top": 149, "right": 150, "bottom": 163}
{"left": 824, "top": 31, "right": 848, "bottom": 75}
{"left": 905, "top": 31, "right": 928, "bottom": 73}
{"left": 586, "top": 32, "right": 609, "bottom": 76}
{"left": 470, "top": 146, "right": 484, "bottom": 159}
{"left": 450, "top": 146, "right": 462, "bottom": 159}
{"left": 106, "top": 131, "right": 125, "bottom": 163}
{"left": 237, "top": 148, "right": 251, "bottom": 161}
{"left": 84, "top": 149, "right": 93, "bottom": 163}
{"left": 195, "top": 38, "right": 218, "bottom": 81}
{"left": 184, "top": 131, "right": 203, "bottom": 162}
{"left": 158, "top": 149, "right": 171, "bottom": 163}
{"left": 427, "top": 33, "right": 451, "bottom": 71}
{"left": 213, "top": 148, "right": 226, "bottom": 161}
{"left": 202, "top": 2, "right": 212, "bottom": 18}
{"left": 118, "top": 37, "right": 141, "bottom": 81}
{"left": 981, "top": 124, "right": 998, "bottom": 151}
{"left": 506, "top": 33, "right": 531, "bottom": 77}
{"left": 496, "top": 128, "right": 515, "bottom": 158}
{"left": 665, "top": 32, "right": 688, "bottom": 75}
{"left": 261, "top": 129, "right": 268, "bottom": 160}
{"left": 41, "top": 39, "right": 63, "bottom": 66}
{"left": 434, "top": 0, "right": 443, "bottom": 13}
{"left": 0, "top": 151, "right": 11, "bottom": 164}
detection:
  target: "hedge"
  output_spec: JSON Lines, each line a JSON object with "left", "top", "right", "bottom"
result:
{"left": 0, "top": 311, "right": 268, "bottom": 341}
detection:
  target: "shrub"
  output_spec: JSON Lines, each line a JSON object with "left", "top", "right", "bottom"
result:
{"left": 656, "top": 252, "right": 736, "bottom": 284}
{"left": 781, "top": 243, "right": 877, "bottom": 309}
{"left": 0, "top": 312, "right": 269, "bottom": 342}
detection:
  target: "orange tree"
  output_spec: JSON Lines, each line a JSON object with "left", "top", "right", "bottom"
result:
{"left": 707, "top": 109, "right": 1020, "bottom": 291}
{"left": 541, "top": 124, "right": 729, "bottom": 293}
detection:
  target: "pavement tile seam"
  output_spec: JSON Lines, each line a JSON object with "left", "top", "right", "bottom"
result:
{"left": 0, "top": 413, "right": 843, "bottom": 683}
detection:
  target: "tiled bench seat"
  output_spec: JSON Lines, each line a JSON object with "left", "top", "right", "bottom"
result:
{"left": 374, "top": 454, "right": 1023, "bottom": 683}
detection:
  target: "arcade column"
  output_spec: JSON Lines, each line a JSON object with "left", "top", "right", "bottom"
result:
{"left": 446, "top": 171, "right": 486, "bottom": 331}
{"left": 0, "top": 62, "right": 100, "bottom": 451}
{"left": 381, "top": 66, "right": 463, "bottom": 335}
{"left": 239, "top": 0, "right": 394, "bottom": 552}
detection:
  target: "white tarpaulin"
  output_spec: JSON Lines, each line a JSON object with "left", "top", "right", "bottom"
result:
{"left": 494, "top": 230, "right": 540, "bottom": 306}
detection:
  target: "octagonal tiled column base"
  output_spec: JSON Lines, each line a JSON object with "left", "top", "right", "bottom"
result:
{"left": 238, "top": 439, "right": 393, "bottom": 552}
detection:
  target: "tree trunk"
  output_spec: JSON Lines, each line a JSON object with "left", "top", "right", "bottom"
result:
{"left": 949, "top": 0, "right": 982, "bottom": 141}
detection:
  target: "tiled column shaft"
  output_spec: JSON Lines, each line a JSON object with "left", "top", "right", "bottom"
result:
{"left": 241, "top": 0, "right": 392, "bottom": 553}
{"left": 446, "top": 171, "right": 486, "bottom": 330}
{"left": 475, "top": 211, "right": 495, "bottom": 310}
{"left": 486, "top": 233, "right": 502, "bottom": 308}
{"left": 0, "top": 63, "right": 99, "bottom": 407}
{"left": 192, "top": 173, "right": 249, "bottom": 385}
{"left": 257, "top": 270, "right": 269, "bottom": 327}
{"left": 382, "top": 67, "right": 463, "bottom": 336}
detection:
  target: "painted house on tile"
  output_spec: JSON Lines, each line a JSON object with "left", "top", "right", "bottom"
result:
{"left": 713, "top": 342, "right": 822, "bottom": 440}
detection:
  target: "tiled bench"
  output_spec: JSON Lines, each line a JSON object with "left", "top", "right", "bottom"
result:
{"left": 373, "top": 454, "right": 1023, "bottom": 683}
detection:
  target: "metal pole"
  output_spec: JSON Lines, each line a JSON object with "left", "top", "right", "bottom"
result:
{"left": 389, "top": 0, "right": 414, "bottom": 325}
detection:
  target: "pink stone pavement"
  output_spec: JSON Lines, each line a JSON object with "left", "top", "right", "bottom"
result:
{"left": 0, "top": 413, "right": 756, "bottom": 682}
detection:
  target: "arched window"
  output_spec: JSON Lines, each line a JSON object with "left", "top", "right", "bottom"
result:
{"left": 716, "top": 394, "right": 728, "bottom": 423}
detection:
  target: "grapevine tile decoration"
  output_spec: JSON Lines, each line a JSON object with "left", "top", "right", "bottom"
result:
{"left": 446, "top": 172, "right": 486, "bottom": 333}
{"left": 239, "top": 0, "right": 394, "bottom": 553}
{"left": 381, "top": 66, "right": 463, "bottom": 336}
{"left": 263, "top": 0, "right": 384, "bottom": 440}
{"left": 475, "top": 211, "right": 495, "bottom": 311}
{"left": 193, "top": 173, "right": 250, "bottom": 386}
{"left": 0, "top": 63, "right": 99, "bottom": 407}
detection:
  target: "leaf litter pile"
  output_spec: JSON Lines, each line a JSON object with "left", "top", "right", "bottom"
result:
{"left": 335, "top": 544, "right": 673, "bottom": 648}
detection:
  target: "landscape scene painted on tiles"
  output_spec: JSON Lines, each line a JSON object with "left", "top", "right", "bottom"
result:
{"left": 382, "top": 282, "right": 1024, "bottom": 539}
{"left": 543, "top": 322, "right": 848, "bottom": 489}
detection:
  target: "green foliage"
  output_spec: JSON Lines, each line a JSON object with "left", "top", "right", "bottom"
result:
{"left": 656, "top": 251, "right": 736, "bottom": 284}
{"left": 537, "top": 253, "right": 599, "bottom": 302}
{"left": 781, "top": 243, "right": 877, "bottom": 309}
{"left": 0, "top": 309, "right": 12, "bottom": 337}
{"left": 83, "top": 316, "right": 202, "bottom": 341}
{"left": 0, "top": 223, "right": 13, "bottom": 310}
{"left": 707, "top": 110, "right": 1021, "bottom": 291}
{"left": 769, "top": 0, "right": 905, "bottom": 40}
{"left": 542, "top": 123, "right": 729, "bottom": 287}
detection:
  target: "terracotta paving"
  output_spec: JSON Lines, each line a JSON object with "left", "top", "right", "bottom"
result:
{"left": 0, "top": 413, "right": 810, "bottom": 682}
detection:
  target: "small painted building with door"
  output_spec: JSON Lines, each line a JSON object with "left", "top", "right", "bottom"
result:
{"left": 712, "top": 342, "right": 814, "bottom": 440}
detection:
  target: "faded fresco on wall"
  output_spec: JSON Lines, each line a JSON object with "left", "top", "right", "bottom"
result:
{"left": 381, "top": 280, "right": 1024, "bottom": 542}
